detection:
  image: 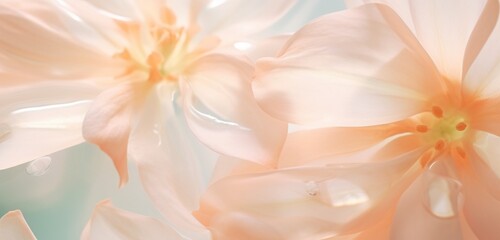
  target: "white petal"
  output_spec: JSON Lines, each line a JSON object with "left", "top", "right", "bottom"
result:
{"left": 182, "top": 54, "right": 287, "bottom": 165}
{"left": 463, "top": 0, "right": 500, "bottom": 98}
{"left": 81, "top": 200, "right": 185, "bottom": 240}
{"left": 198, "top": 0, "right": 297, "bottom": 40}
{"left": 128, "top": 83, "right": 214, "bottom": 240}
{"left": 0, "top": 83, "right": 98, "bottom": 170}
{"left": 253, "top": 4, "right": 439, "bottom": 126}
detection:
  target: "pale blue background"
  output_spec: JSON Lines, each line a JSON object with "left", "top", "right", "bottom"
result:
{"left": 0, "top": 1, "right": 345, "bottom": 239}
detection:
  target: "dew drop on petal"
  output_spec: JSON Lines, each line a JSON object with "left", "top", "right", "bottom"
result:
{"left": 321, "top": 179, "right": 369, "bottom": 207}
{"left": 153, "top": 123, "right": 162, "bottom": 146}
{"left": 207, "top": 0, "right": 227, "bottom": 9}
{"left": 0, "top": 123, "right": 11, "bottom": 142}
{"left": 26, "top": 156, "right": 52, "bottom": 176}
{"left": 305, "top": 181, "right": 319, "bottom": 196}
{"left": 427, "top": 178, "right": 456, "bottom": 218}
{"left": 233, "top": 41, "right": 254, "bottom": 51}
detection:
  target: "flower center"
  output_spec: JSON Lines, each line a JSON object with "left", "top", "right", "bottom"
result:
{"left": 414, "top": 106, "right": 470, "bottom": 151}
{"left": 413, "top": 105, "right": 472, "bottom": 167}
{"left": 112, "top": 8, "right": 219, "bottom": 83}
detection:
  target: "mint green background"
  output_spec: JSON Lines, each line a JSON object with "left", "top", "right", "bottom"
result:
{"left": 0, "top": 1, "right": 345, "bottom": 239}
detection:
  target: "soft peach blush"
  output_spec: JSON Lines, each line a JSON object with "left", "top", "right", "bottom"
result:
{"left": 0, "top": 210, "right": 36, "bottom": 240}
{"left": 253, "top": 1, "right": 500, "bottom": 238}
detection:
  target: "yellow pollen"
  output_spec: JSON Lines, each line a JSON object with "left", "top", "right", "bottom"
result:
{"left": 113, "top": 15, "right": 220, "bottom": 84}
{"left": 416, "top": 107, "right": 470, "bottom": 149}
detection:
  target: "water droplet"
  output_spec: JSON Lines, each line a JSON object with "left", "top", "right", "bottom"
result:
{"left": 153, "top": 124, "right": 162, "bottom": 146}
{"left": 26, "top": 156, "right": 52, "bottom": 176}
{"left": 233, "top": 41, "right": 254, "bottom": 51}
{"left": 427, "top": 178, "right": 456, "bottom": 218}
{"left": 305, "top": 181, "right": 319, "bottom": 196}
{"left": 207, "top": 0, "right": 227, "bottom": 8}
{"left": 321, "top": 179, "right": 369, "bottom": 207}
{"left": 0, "top": 123, "right": 11, "bottom": 142}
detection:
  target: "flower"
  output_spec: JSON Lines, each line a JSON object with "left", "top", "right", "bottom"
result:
{"left": 0, "top": 0, "right": 292, "bottom": 184}
{"left": 252, "top": 0, "right": 500, "bottom": 238}
{"left": 0, "top": 210, "right": 36, "bottom": 239}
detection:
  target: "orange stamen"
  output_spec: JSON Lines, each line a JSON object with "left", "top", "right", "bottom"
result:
{"left": 432, "top": 106, "right": 444, "bottom": 118}
{"left": 420, "top": 150, "right": 434, "bottom": 167}
{"left": 456, "top": 122, "right": 467, "bottom": 131}
{"left": 455, "top": 146, "right": 466, "bottom": 159}
{"left": 434, "top": 139, "right": 445, "bottom": 151}
{"left": 415, "top": 125, "right": 428, "bottom": 133}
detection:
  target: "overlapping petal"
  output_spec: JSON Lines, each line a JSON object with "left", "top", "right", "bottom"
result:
{"left": 128, "top": 83, "right": 214, "bottom": 240}
{"left": 196, "top": 148, "right": 425, "bottom": 239}
{"left": 182, "top": 54, "right": 287, "bottom": 166}
{"left": 390, "top": 159, "right": 463, "bottom": 240}
{"left": 0, "top": 2, "right": 120, "bottom": 87}
{"left": 469, "top": 132, "right": 500, "bottom": 199}
{"left": 0, "top": 82, "right": 98, "bottom": 170}
{"left": 81, "top": 200, "right": 184, "bottom": 240}
{"left": 460, "top": 167, "right": 500, "bottom": 239}
{"left": 346, "top": 0, "right": 492, "bottom": 81}
{"left": 463, "top": 0, "right": 500, "bottom": 99}
{"left": 0, "top": 210, "right": 36, "bottom": 240}
{"left": 279, "top": 122, "right": 416, "bottom": 167}
{"left": 253, "top": 4, "right": 440, "bottom": 127}
{"left": 83, "top": 81, "right": 152, "bottom": 186}
{"left": 198, "top": 0, "right": 297, "bottom": 41}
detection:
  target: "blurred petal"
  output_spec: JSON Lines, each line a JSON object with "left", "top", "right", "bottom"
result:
{"left": 404, "top": 0, "right": 488, "bottom": 81}
{"left": 196, "top": 148, "right": 425, "bottom": 239}
{"left": 460, "top": 166, "right": 500, "bottom": 239}
{"left": 344, "top": 0, "right": 415, "bottom": 32}
{"left": 182, "top": 54, "right": 287, "bottom": 166}
{"left": 0, "top": 210, "right": 36, "bottom": 240}
{"left": 81, "top": 200, "right": 184, "bottom": 240}
{"left": 219, "top": 35, "right": 291, "bottom": 62}
{"left": 0, "top": 2, "right": 120, "bottom": 87}
{"left": 0, "top": 83, "right": 98, "bottom": 170}
{"left": 391, "top": 159, "right": 462, "bottom": 240}
{"left": 198, "top": 0, "right": 297, "bottom": 40}
{"left": 469, "top": 132, "right": 500, "bottom": 199}
{"left": 253, "top": 4, "right": 439, "bottom": 126}
{"left": 463, "top": 0, "right": 500, "bottom": 99}
{"left": 128, "top": 83, "right": 214, "bottom": 240}
{"left": 83, "top": 82, "right": 151, "bottom": 187}
{"left": 469, "top": 97, "right": 500, "bottom": 136}
{"left": 279, "top": 122, "right": 414, "bottom": 167}
{"left": 347, "top": 0, "right": 491, "bottom": 81}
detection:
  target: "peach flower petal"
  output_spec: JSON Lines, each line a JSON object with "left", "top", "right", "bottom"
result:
{"left": 197, "top": 148, "right": 425, "bottom": 239}
{"left": 128, "top": 83, "right": 214, "bottom": 240}
{"left": 460, "top": 167, "right": 500, "bottom": 239}
{"left": 83, "top": 82, "right": 152, "bottom": 187}
{"left": 0, "top": 82, "right": 98, "bottom": 170}
{"left": 405, "top": 0, "right": 488, "bottom": 81}
{"left": 182, "top": 54, "right": 287, "bottom": 166}
{"left": 469, "top": 97, "right": 500, "bottom": 136}
{"left": 253, "top": 4, "right": 439, "bottom": 127}
{"left": 0, "top": 2, "right": 120, "bottom": 87}
{"left": 347, "top": 0, "right": 490, "bottom": 81}
{"left": 0, "top": 210, "right": 36, "bottom": 240}
{"left": 463, "top": 0, "right": 500, "bottom": 99}
{"left": 198, "top": 0, "right": 297, "bottom": 41}
{"left": 279, "top": 122, "right": 414, "bottom": 167}
{"left": 390, "top": 159, "right": 463, "bottom": 240}
{"left": 81, "top": 200, "right": 184, "bottom": 240}
{"left": 468, "top": 133, "right": 500, "bottom": 200}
